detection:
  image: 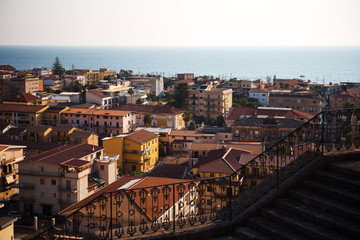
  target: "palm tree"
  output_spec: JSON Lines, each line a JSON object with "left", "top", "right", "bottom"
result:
{"left": 128, "top": 88, "right": 134, "bottom": 103}
{"left": 183, "top": 111, "right": 191, "bottom": 129}
{"left": 144, "top": 113, "right": 153, "bottom": 127}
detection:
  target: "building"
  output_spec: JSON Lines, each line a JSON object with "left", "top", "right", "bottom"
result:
{"left": 102, "top": 129, "right": 159, "bottom": 172}
{"left": 59, "top": 176, "right": 197, "bottom": 234}
{"left": 135, "top": 127, "right": 172, "bottom": 156}
{"left": 0, "top": 139, "right": 59, "bottom": 158}
{"left": 0, "top": 217, "right": 18, "bottom": 240}
{"left": 232, "top": 118, "right": 303, "bottom": 145}
{"left": 2, "top": 127, "right": 27, "bottom": 141}
{"left": 147, "top": 164, "right": 188, "bottom": 179}
{"left": 223, "top": 79, "right": 256, "bottom": 96}
{"left": 0, "top": 104, "right": 49, "bottom": 127}
{"left": 189, "top": 85, "right": 232, "bottom": 120}
{"left": 2, "top": 93, "right": 40, "bottom": 105}
{"left": 328, "top": 92, "right": 358, "bottom": 109}
{"left": 248, "top": 88, "right": 269, "bottom": 106}
{"left": 268, "top": 90, "right": 321, "bottom": 114}
{"left": 28, "top": 67, "right": 53, "bottom": 76}
{"left": 168, "top": 130, "right": 216, "bottom": 154}
{"left": 0, "top": 144, "right": 26, "bottom": 200}
{"left": 64, "top": 75, "right": 85, "bottom": 86}
{"left": 26, "top": 125, "right": 53, "bottom": 143}
{"left": 17, "top": 143, "right": 117, "bottom": 216}
{"left": 41, "top": 75, "right": 64, "bottom": 90}
{"left": 226, "top": 106, "right": 312, "bottom": 127}
{"left": 51, "top": 125, "right": 78, "bottom": 144}
{"left": 177, "top": 73, "right": 194, "bottom": 81}
{"left": 112, "top": 104, "right": 185, "bottom": 129}
{"left": 127, "top": 76, "right": 164, "bottom": 97}
{"left": 61, "top": 107, "right": 136, "bottom": 135}
{"left": 99, "top": 68, "right": 117, "bottom": 80}
{"left": 86, "top": 89, "right": 119, "bottom": 109}
{"left": 41, "top": 106, "right": 69, "bottom": 126}
{"left": 69, "top": 130, "right": 98, "bottom": 146}
{"left": 1, "top": 77, "right": 40, "bottom": 98}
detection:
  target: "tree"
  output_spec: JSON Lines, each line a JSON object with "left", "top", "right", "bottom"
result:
{"left": 136, "top": 98, "right": 144, "bottom": 105}
{"left": 188, "top": 121, "right": 196, "bottom": 130}
{"left": 173, "top": 83, "right": 190, "bottom": 110}
{"left": 52, "top": 56, "right": 65, "bottom": 76}
{"left": 344, "top": 100, "right": 355, "bottom": 109}
{"left": 128, "top": 88, "right": 134, "bottom": 103}
{"left": 216, "top": 115, "right": 225, "bottom": 127}
{"left": 183, "top": 111, "right": 191, "bottom": 128}
{"left": 144, "top": 113, "right": 153, "bottom": 127}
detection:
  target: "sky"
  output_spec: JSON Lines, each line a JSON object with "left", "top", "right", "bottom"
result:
{"left": 1, "top": 0, "right": 360, "bottom": 46}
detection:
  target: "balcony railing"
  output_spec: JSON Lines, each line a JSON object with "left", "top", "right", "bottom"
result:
{"left": 33, "top": 108, "right": 360, "bottom": 240}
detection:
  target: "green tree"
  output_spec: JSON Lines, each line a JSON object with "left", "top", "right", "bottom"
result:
{"left": 136, "top": 98, "right": 144, "bottom": 105}
{"left": 188, "top": 121, "right": 196, "bottom": 130}
{"left": 173, "top": 83, "right": 190, "bottom": 110}
{"left": 128, "top": 88, "right": 134, "bottom": 103}
{"left": 216, "top": 115, "right": 225, "bottom": 127}
{"left": 344, "top": 100, "right": 356, "bottom": 109}
{"left": 52, "top": 56, "right": 65, "bottom": 76}
{"left": 183, "top": 111, "right": 191, "bottom": 128}
{"left": 144, "top": 113, "right": 153, "bottom": 127}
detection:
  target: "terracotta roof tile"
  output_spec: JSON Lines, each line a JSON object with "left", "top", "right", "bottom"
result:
{"left": 4, "top": 93, "right": 39, "bottom": 103}
{"left": 27, "top": 125, "right": 53, "bottom": 133}
{"left": 53, "top": 125, "right": 77, "bottom": 132}
{"left": 64, "top": 108, "right": 131, "bottom": 117}
{"left": 88, "top": 89, "right": 110, "bottom": 99}
{"left": 125, "top": 129, "right": 158, "bottom": 144}
{"left": 0, "top": 139, "right": 59, "bottom": 150}
{"left": 0, "top": 104, "right": 48, "bottom": 113}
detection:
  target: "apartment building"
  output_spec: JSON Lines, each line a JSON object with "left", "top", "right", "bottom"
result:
{"left": 328, "top": 92, "right": 358, "bottom": 110}
{"left": 226, "top": 106, "right": 312, "bottom": 127}
{"left": 269, "top": 90, "right": 321, "bottom": 114}
{"left": 0, "top": 104, "right": 49, "bottom": 127}
{"left": 18, "top": 143, "right": 117, "bottom": 216}
{"left": 26, "top": 125, "right": 53, "bottom": 143}
{"left": 85, "top": 89, "right": 120, "bottom": 109}
{"left": 113, "top": 104, "right": 185, "bottom": 129}
{"left": 41, "top": 75, "right": 64, "bottom": 90}
{"left": 0, "top": 144, "right": 25, "bottom": 200}
{"left": 41, "top": 106, "right": 69, "bottom": 126}
{"left": 189, "top": 85, "right": 232, "bottom": 120}
{"left": 248, "top": 88, "right": 269, "bottom": 106}
{"left": 127, "top": 76, "right": 164, "bottom": 97}
{"left": 1, "top": 77, "right": 40, "bottom": 98}
{"left": 102, "top": 129, "right": 159, "bottom": 172}
{"left": 99, "top": 68, "right": 117, "bottom": 80}
{"left": 177, "top": 73, "right": 194, "bottom": 81}
{"left": 62, "top": 108, "right": 136, "bottom": 135}
{"left": 223, "top": 79, "right": 256, "bottom": 96}
{"left": 232, "top": 118, "right": 303, "bottom": 145}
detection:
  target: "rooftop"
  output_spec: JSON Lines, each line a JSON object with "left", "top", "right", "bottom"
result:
{"left": 0, "top": 104, "right": 48, "bottom": 113}
{"left": 64, "top": 108, "right": 131, "bottom": 117}
{"left": 124, "top": 129, "right": 158, "bottom": 144}
{"left": 112, "top": 104, "right": 184, "bottom": 115}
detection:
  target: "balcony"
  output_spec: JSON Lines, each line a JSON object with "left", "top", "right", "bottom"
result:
{"left": 58, "top": 186, "right": 78, "bottom": 193}
{"left": 20, "top": 170, "right": 62, "bottom": 177}
{"left": 64, "top": 168, "right": 91, "bottom": 179}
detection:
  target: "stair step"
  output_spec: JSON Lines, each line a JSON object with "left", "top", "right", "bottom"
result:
{"left": 331, "top": 161, "right": 360, "bottom": 177}
{"left": 289, "top": 188, "right": 360, "bottom": 222}
{"left": 275, "top": 198, "right": 360, "bottom": 238}
{"left": 248, "top": 216, "right": 307, "bottom": 240}
{"left": 262, "top": 208, "right": 349, "bottom": 240}
{"left": 234, "top": 227, "right": 270, "bottom": 240}
{"left": 303, "top": 179, "right": 360, "bottom": 204}
{"left": 315, "top": 170, "right": 360, "bottom": 192}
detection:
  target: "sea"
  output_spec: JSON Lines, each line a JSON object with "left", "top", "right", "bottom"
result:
{"left": 0, "top": 46, "right": 360, "bottom": 83}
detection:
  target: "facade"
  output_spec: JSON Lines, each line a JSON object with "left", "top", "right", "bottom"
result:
{"left": 268, "top": 90, "right": 322, "bottom": 114}
{"left": 232, "top": 118, "right": 303, "bottom": 146}
{"left": 86, "top": 89, "right": 119, "bottom": 109}
{"left": 1, "top": 77, "right": 40, "bottom": 98}
{"left": 0, "top": 144, "right": 25, "bottom": 200}
{"left": 223, "top": 79, "right": 256, "bottom": 96}
{"left": 189, "top": 85, "right": 232, "bottom": 120}
{"left": 128, "top": 76, "right": 164, "bottom": 97}
{"left": 328, "top": 92, "right": 358, "bottom": 110}
{"left": 26, "top": 125, "right": 53, "bottom": 143}
{"left": 0, "top": 139, "right": 59, "bottom": 158}
{"left": 41, "top": 106, "right": 69, "bottom": 126}
{"left": 248, "top": 88, "right": 269, "bottom": 106}
{"left": 3, "top": 93, "right": 40, "bottom": 105}
{"left": 177, "top": 73, "right": 194, "bottom": 81}
{"left": 18, "top": 144, "right": 117, "bottom": 216}
{"left": 103, "top": 129, "right": 159, "bottom": 172}
{"left": 61, "top": 108, "right": 136, "bottom": 135}
{"left": 226, "top": 106, "right": 312, "bottom": 127}
{"left": 41, "top": 76, "right": 64, "bottom": 90}
{"left": 51, "top": 125, "right": 78, "bottom": 144}
{"left": 0, "top": 217, "right": 18, "bottom": 240}
{"left": 99, "top": 68, "right": 117, "bottom": 80}
{"left": 0, "top": 104, "right": 49, "bottom": 127}
{"left": 112, "top": 104, "right": 185, "bottom": 129}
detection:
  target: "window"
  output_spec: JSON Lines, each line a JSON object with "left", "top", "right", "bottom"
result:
{"left": 66, "top": 180, "right": 71, "bottom": 189}
{"left": 51, "top": 180, "right": 56, "bottom": 185}
{"left": 100, "top": 165, "right": 104, "bottom": 170}
{"left": 40, "top": 179, "right": 45, "bottom": 185}
{"left": 132, "top": 165, "right": 136, "bottom": 171}
{"left": 66, "top": 193, "right": 71, "bottom": 199}
{"left": 40, "top": 192, "right": 45, "bottom": 198}
{"left": 39, "top": 166, "right": 44, "bottom": 172}
{"left": 210, "top": 173, "right": 214, "bottom": 177}
{"left": 53, "top": 193, "right": 57, "bottom": 198}
{"left": 2, "top": 154, "right": 5, "bottom": 160}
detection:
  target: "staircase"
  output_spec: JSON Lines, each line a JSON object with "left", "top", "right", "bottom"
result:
{"left": 234, "top": 160, "right": 360, "bottom": 240}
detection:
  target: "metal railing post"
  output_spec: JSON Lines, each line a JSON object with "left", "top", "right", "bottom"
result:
{"left": 173, "top": 183, "right": 176, "bottom": 232}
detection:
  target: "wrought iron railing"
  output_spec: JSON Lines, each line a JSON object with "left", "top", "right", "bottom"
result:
{"left": 32, "top": 108, "right": 360, "bottom": 239}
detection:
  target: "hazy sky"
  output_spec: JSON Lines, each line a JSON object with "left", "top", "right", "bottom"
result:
{"left": 1, "top": 0, "right": 360, "bottom": 46}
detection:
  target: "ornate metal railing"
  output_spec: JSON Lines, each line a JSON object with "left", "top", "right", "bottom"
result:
{"left": 33, "top": 108, "right": 360, "bottom": 239}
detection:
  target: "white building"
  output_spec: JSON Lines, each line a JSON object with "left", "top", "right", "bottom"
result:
{"left": 249, "top": 88, "right": 269, "bottom": 106}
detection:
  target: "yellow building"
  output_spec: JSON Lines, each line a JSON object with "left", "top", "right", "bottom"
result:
{"left": 103, "top": 129, "right": 159, "bottom": 172}
{"left": 0, "top": 217, "right": 18, "bottom": 240}
{"left": 2, "top": 93, "right": 40, "bottom": 105}
{"left": 0, "top": 104, "right": 49, "bottom": 127}
{"left": 0, "top": 144, "right": 26, "bottom": 200}
{"left": 189, "top": 85, "right": 232, "bottom": 120}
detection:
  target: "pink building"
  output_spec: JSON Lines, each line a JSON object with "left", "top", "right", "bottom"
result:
{"left": 61, "top": 108, "right": 136, "bottom": 135}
